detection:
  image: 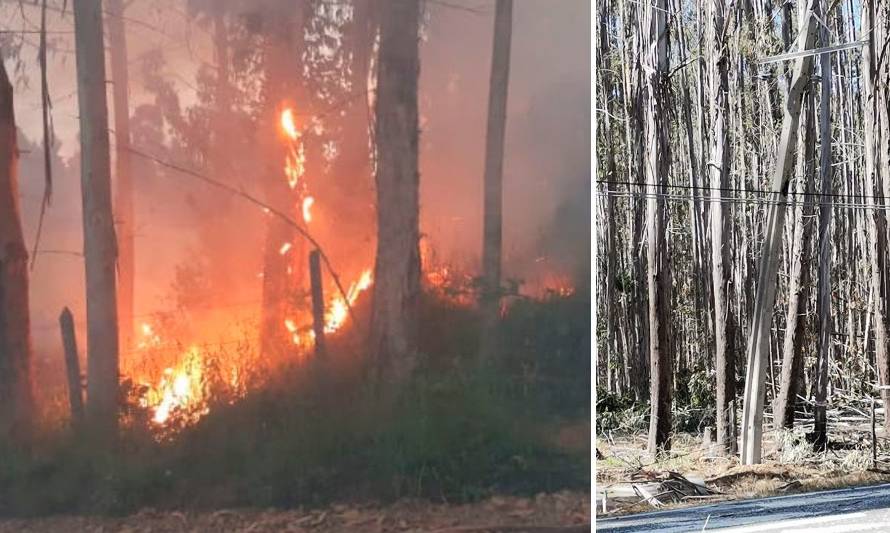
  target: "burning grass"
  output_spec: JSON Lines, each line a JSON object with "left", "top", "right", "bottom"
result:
{"left": 1, "top": 288, "right": 590, "bottom": 517}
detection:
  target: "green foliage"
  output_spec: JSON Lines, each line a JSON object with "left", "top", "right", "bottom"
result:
{"left": 595, "top": 389, "right": 647, "bottom": 434}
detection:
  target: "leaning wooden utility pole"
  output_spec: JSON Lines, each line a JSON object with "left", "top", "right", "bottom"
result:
{"left": 0, "top": 53, "right": 36, "bottom": 445}
{"left": 107, "top": 0, "right": 135, "bottom": 355}
{"left": 74, "top": 0, "right": 121, "bottom": 444}
{"left": 479, "top": 0, "right": 513, "bottom": 361}
{"left": 740, "top": 0, "right": 818, "bottom": 465}
{"left": 643, "top": 0, "right": 674, "bottom": 455}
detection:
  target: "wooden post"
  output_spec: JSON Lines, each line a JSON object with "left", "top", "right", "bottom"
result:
{"left": 873, "top": 396, "right": 877, "bottom": 469}
{"left": 59, "top": 307, "right": 84, "bottom": 428}
{"left": 309, "top": 250, "right": 326, "bottom": 359}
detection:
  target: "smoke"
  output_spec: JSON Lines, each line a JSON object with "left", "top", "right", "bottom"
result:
{"left": 9, "top": 0, "right": 591, "bottom": 359}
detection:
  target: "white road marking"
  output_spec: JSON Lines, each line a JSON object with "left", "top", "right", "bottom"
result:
{"left": 718, "top": 512, "right": 867, "bottom": 533}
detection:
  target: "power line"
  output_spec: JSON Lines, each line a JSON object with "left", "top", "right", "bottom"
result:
{"left": 596, "top": 179, "right": 888, "bottom": 202}
{"left": 597, "top": 189, "right": 890, "bottom": 211}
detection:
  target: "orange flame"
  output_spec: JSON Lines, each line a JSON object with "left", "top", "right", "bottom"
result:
{"left": 281, "top": 108, "right": 299, "bottom": 140}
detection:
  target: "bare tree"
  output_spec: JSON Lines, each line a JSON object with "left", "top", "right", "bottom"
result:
{"left": 107, "top": 0, "right": 134, "bottom": 354}
{"left": 0, "top": 55, "right": 35, "bottom": 444}
{"left": 812, "top": 0, "right": 834, "bottom": 449}
{"left": 863, "top": 0, "right": 890, "bottom": 432}
{"left": 642, "top": 0, "right": 673, "bottom": 455}
{"left": 74, "top": 0, "right": 120, "bottom": 442}
{"left": 369, "top": 0, "right": 422, "bottom": 387}
{"left": 707, "top": 0, "right": 736, "bottom": 455}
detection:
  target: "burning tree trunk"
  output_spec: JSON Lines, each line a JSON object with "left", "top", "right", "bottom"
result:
{"left": 643, "top": 0, "right": 673, "bottom": 455}
{"left": 740, "top": 0, "right": 817, "bottom": 465}
{"left": 0, "top": 55, "right": 35, "bottom": 444}
{"left": 707, "top": 0, "right": 736, "bottom": 455}
{"left": 74, "top": 0, "right": 120, "bottom": 442}
{"left": 259, "top": 7, "right": 308, "bottom": 355}
{"left": 107, "top": 0, "right": 134, "bottom": 354}
{"left": 369, "top": 0, "right": 422, "bottom": 386}
{"left": 479, "top": 0, "right": 513, "bottom": 361}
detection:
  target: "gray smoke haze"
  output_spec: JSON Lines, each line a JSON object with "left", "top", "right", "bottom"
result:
{"left": 4, "top": 0, "right": 591, "bottom": 356}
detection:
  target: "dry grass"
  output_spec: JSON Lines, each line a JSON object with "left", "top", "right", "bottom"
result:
{"left": 595, "top": 430, "right": 890, "bottom": 517}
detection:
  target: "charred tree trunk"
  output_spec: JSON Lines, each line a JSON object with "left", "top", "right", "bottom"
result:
{"left": 0, "top": 55, "right": 35, "bottom": 445}
{"left": 643, "top": 0, "right": 673, "bottom": 455}
{"left": 740, "top": 0, "right": 817, "bottom": 464}
{"left": 107, "top": 0, "right": 134, "bottom": 355}
{"left": 74, "top": 0, "right": 120, "bottom": 443}
{"left": 480, "top": 0, "right": 513, "bottom": 361}
{"left": 369, "top": 0, "right": 422, "bottom": 387}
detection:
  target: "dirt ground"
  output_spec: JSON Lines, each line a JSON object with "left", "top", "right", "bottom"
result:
{"left": 596, "top": 432, "right": 890, "bottom": 517}
{"left": 0, "top": 492, "right": 590, "bottom": 533}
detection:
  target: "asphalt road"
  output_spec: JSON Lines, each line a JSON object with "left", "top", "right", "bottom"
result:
{"left": 596, "top": 482, "right": 890, "bottom": 532}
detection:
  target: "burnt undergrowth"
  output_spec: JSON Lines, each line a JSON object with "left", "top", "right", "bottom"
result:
{"left": 0, "top": 289, "right": 590, "bottom": 517}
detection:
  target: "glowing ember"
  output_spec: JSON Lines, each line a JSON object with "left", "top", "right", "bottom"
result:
{"left": 137, "top": 322, "right": 161, "bottom": 349}
{"left": 302, "top": 196, "right": 315, "bottom": 223}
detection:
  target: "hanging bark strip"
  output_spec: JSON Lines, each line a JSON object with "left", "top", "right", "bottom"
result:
{"left": 740, "top": 0, "right": 818, "bottom": 465}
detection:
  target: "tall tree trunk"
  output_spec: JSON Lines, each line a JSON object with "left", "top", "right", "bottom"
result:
{"left": 740, "top": 0, "right": 817, "bottom": 465}
{"left": 74, "top": 0, "right": 120, "bottom": 443}
{"left": 480, "top": 0, "right": 513, "bottom": 361}
{"left": 107, "top": 0, "right": 134, "bottom": 355}
{"left": 643, "top": 0, "right": 673, "bottom": 455}
{"left": 864, "top": 0, "right": 890, "bottom": 432}
{"left": 774, "top": 85, "right": 816, "bottom": 431}
{"left": 0, "top": 55, "right": 35, "bottom": 445}
{"left": 369, "top": 0, "right": 422, "bottom": 387}
{"left": 708, "top": 0, "right": 737, "bottom": 455}
{"left": 813, "top": 0, "right": 834, "bottom": 449}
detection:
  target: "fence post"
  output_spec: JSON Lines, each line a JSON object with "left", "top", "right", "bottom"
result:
{"left": 59, "top": 307, "right": 84, "bottom": 428}
{"left": 309, "top": 250, "right": 326, "bottom": 360}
